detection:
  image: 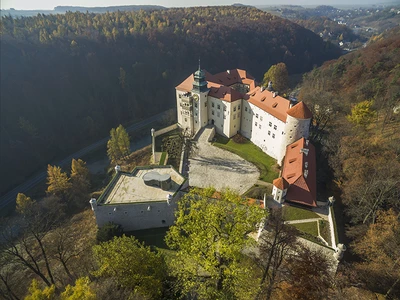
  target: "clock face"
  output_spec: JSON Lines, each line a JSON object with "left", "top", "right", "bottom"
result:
{"left": 193, "top": 94, "right": 199, "bottom": 101}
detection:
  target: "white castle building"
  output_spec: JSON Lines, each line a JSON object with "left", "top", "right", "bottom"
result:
{"left": 176, "top": 67, "right": 317, "bottom": 207}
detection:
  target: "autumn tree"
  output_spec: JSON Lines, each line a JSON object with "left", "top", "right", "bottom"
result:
{"left": 353, "top": 209, "right": 400, "bottom": 298}
{"left": 15, "top": 192, "right": 36, "bottom": 215}
{"left": 61, "top": 277, "right": 96, "bottom": 300}
{"left": 69, "top": 159, "right": 90, "bottom": 209}
{"left": 106, "top": 125, "right": 130, "bottom": 162}
{"left": 262, "top": 63, "right": 289, "bottom": 93}
{"left": 276, "top": 246, "right": 333, "bottom": 300}
{"left": 347, "top": 100, "right": 376, "bottom": 127}
{"left": 255, "top": 208, "right": 298, "bottom": 300}
{"left": 92, "top": 235, "right": 167, "bottom": 299}
{"left": 24, "top": 280, "right": 55, "bottom": 300}
{"left": 166, "top": 187, "right": 265, "bottom": 299}
{"left": 46, "top": 165, "right": 71, "bottom": 201}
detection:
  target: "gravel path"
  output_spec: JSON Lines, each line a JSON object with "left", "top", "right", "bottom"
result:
{"left": 187, "top": 127, "right": 259, "bottom": 194}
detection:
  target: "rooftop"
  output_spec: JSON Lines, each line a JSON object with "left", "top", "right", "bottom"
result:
{"left": 99, "top": 166, "right": 185, "bottom": 205}
{"left": 286, "top": 101, "right": 313, "bottom": 119}
{"left": 281, "top": 138, "right": 317, "bottom": 207}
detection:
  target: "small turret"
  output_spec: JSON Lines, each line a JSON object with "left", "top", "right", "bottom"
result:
{"left": 115, "top": 165, "right": 121, "bottom": 173}
{"left": 272, "top": 177, "right": 288, "bottom": 203}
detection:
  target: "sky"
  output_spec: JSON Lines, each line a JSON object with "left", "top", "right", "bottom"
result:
{"left": 0, "top": 0, "right": 390, "bottom": 10}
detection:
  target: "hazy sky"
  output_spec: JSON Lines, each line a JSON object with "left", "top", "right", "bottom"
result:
{"left": 1, "top": 0, "right": 389, "bottom": 10}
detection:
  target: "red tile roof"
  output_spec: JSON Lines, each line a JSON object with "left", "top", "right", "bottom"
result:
{"left": 281, "top": 138, "right": 317, "bottom": 207}
{"left": 175, "top": 69, "right": 256, "bottom": 102}
{"left": 247, "top": 87, "right": 291, "bottom": 122}
{"left": 286, "top": 102, "right": 313, "bottom": 119}
{"left": 273, "top": 177, "right": 289, "bottom": 190}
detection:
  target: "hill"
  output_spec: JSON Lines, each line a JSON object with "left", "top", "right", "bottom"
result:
{"left": 299, "top": 27, "right": 400, "bottom": 296}
{"left": 0, "top": 6, "right": 341, "bottom": 196}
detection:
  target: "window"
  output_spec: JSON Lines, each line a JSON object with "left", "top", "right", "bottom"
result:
{"left": 255, "top": 122, "right": 258, "bottom": 126}
{"left": 212, "top": 110, "right": 215, "bottom": 115}
{"left": 259, "top": 124, "right": 261, "bottom": 129}
{"left": 269, "top": 122, "right": 272, "bottom": 127}
{"left": 245, "top": 107, "right": 248, "bottom": 112}
{"left": 260, "top": 116, "right": 263, "bottom": 121}
{"left": 217, "top": 104, "right": 221, "bottom": 110}
{"left": 233, "top": 114, "right": 236, "bottom": 120}
{"left": 184, "top": 118, "right": 187, "bottom": 122}
{"left": 195, "top": 103, "right": 198, "bottom": 108}
{"left": 256, "top": 113, "right": 259, "bottom": 118}
{"left": 212, "top": 102, "right": 215, "bottom": 108}
{"left": 234, "top": 106, "right": 237, "bottom": 112}
{"left": 268, "top": 131, "right": 271, "bottom": 135}
{"left": 205, "top": 102, "right": 207, "bottom": 107}
{"left": 238, "top": 105, "right": 241, "bottom": 110}
{"left": 274, "top": 125, "right": 277, "bottom": 130}
{"left": 195, "top": 113, "right": 197, "bottom": 116}
{"left": 224, "top": 115, "right": 226, "bottom": 119}
{"left": 272, "top": 133, "right": 275, "bottom": 138}
{"left": 224, "top": 106, "right": 227, "bottom": 111}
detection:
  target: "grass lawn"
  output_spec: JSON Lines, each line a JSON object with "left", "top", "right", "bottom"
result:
{"left": 319, "top": 220, "right": 331, "bottom": 246}
{"left": 212, "top": 135, "right": 278, "bottom": 182}
{"left": 291, "top": 221, "right": 319, "bottom": 237}
{"left": 282, "top": 205, "right": 320, "bottom": 221}
{"left": 159, "top": 152, "right": 167, "bottom": 165}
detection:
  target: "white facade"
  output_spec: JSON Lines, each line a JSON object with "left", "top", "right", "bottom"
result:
{"left": 176, "top": 68, "right": 311, "bottom": 163}
{"left": 272, "top": 185, "right": 287, "bottom": 204}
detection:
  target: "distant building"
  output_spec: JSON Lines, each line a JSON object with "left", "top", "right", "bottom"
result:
{"left": 90, "top": 165, "right": 187, "bottom": 231}
{"left": 176, "top": 67, "right": 316, "bottom": 207}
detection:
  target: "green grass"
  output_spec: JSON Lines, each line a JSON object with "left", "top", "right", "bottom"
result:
{"left": 212, "top": 135, "right": 278, "bottom": 182}
{"left": 159, "top": 152, "right": 167, "bottom": 165}
{"left": 291, "top": 221, "right": 319, "bottom": 237}
{"left": 282, "top": 205, "right": 320, "bottom": 221}
{"left": 243, "top": 185, "right": 272, "bottom": 198}
{"left": 319, "top": 220, "right": 331, "bottom": 246}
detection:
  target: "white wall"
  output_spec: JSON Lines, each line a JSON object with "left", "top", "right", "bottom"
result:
{"left": 247, "top": 103, "right": 285, "bottom": 160}
{"left": 91, "top": 192, "right": 185, "bottom": 231}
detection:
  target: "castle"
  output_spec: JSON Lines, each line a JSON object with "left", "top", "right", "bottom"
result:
{"left": 176, "top": 67, "right": 317, "bottom": 207}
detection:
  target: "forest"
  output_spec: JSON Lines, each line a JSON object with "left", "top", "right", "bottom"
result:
{"left": 0, "top": 6, "right": 341, "bottom": 196}
{"left": 299, "top": 26, "right": 400, "bottom": 298}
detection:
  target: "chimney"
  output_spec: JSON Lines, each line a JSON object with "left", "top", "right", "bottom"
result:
{"left": 260, "top": 86, "right": 265, "bottom": 92}
{"left": 306, "top": 139, "right": 309, "bottom": 146}
{"left": 300, "top": 148, "right": 309, "bottom": 156}
{"left": 267, "top": 81, "right": 273, "bottom": 91}
{"left": 272, "top": 92, "right": 276, "bottom": 98}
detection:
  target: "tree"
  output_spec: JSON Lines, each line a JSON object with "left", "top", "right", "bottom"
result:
{"left": 353, "top": 209, "right": 400, "bottom": 298}
{"left": 96, "top": 222, "right": 123, "bottom": 243}
{"left": 46, "top": 165, "right": 71, "bottom": 200}
{"left": 106, "top": 125, "right": 130, "bottom": 162}
{"left": 165, "top": 187, "right": 265, "bottom": 298}
{"left": 15, "top": 193, "right": 36, "bottom": 215}
{"left": 92, "top": 235, "right": 166, "bottom": 299}
{"left": 69, "top": 159, "right": 90, "bottom": 209}
{"left": 262, "top": 63, "right": 289, "bottom": 93}
{"left": 61, "top": 277, "right": 96, "bottom": 300}
{"left": 346, "top": 100, "right": 376, "bottom": 127}
{"left": 277, "top": 246, "right": 333, "bottom": 300}
{"left": 24, "top": 280, "right": 55, "bottom": 300}
{"left": 256, "top": 208, "right": 298, "bottom": 300}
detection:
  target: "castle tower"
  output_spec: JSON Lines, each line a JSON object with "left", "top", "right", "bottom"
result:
{"left": 279, "top": 102, "right": 312, "bottom": 163}
{"left": 191, "top": 62, "right": 210, "bottom": 132}
{"left": 272, "top": 177, "right": 288, "bottom": 203}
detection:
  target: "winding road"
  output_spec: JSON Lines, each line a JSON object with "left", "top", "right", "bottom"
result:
{"left": 0, "top": 110, "right": 172, "bottom": 210}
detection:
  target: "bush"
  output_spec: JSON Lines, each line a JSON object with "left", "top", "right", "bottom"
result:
{"left": 231, "top": 133, "right": 247, "bottom": 144}
{"left": 96, "top": 222, "right": 123, "bottom": 243}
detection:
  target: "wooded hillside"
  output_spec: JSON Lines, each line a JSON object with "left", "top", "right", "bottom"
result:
{"left": 0, "top": 6, "right": 340, "bottom": 195}
{"left": 299, "top": 27, "right": 400, "bottom": 297}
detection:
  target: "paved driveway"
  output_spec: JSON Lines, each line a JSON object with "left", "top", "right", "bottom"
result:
{"left": 187, "top": 127, "right": 259, "bottom": 194}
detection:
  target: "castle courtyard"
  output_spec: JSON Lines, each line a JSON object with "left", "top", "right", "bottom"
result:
{"left": 187, "top": 127, "right": 259, "bottom": 194}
